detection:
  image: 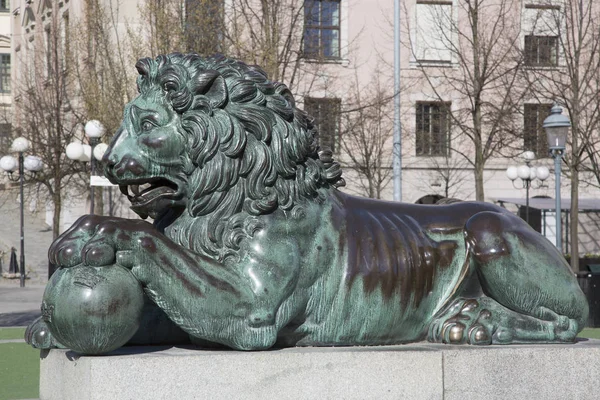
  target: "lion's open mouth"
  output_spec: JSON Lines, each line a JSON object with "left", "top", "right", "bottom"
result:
{"left": 119, "top": 178, "right": 183, "bottom": 219}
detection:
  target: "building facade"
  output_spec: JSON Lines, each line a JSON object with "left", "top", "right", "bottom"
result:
{"left": 0, "top": 0, "right": 11, "bottom": 150}
{"left": 4, "top": 0, "right": 600, "bottom": 261}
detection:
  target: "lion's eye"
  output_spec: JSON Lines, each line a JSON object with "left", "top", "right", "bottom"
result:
{"left": 141, "top": 121, "right": 154, "bottom": 132}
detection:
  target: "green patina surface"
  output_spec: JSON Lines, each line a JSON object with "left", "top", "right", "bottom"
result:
{"left": 25, "top": 54, "right": 589, "bottom": 354}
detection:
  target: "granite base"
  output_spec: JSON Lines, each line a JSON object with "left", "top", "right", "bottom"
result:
{"left": 39, "top": 339, "right": 600, "bottom": 400}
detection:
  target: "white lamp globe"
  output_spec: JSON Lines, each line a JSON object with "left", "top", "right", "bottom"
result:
{"left": 66, "top": 142, "right": 84, "bottom": 161}
{"left": 523, "top": 151, "right": 536, "bottom": 162}
{"left": 84, "top": 120, "right": 105, "bottom": 138}
{"left": 506, "top": 166, "right": 518, "bottom": 181}
{"left": 0, "top": 155, "right": 17, "bottom": 172}
{"left": 528, "top": 166, "right": 537, "bottom": 180}
{"left": 93, "top": 143, "right": 109, "bottom": 161}
{"left": 81, "top": 145, "right": 92, "bottom": 162}
{"left": 11, "top": 137, "right": 30, "bottom": 153}
{"left": 517, "top": 165, "right": 530, "bottom": 180}
{"left": 24, "top": 155, "right": 43, "bottom": 172}
{"left": 537, "top": 166, "right": 550, "bottom": 181}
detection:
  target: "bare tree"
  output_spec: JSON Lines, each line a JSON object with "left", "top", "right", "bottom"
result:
{"left": 12, "top": 3, "right": 85, "bottom": 240}
{"left": 424, "top": 151, "right": 472, "bottom": 200}
{"left": 522, "top": 0, "right": 600, "bottom": 271}
{"left": 339, "top": 70, "right": 394, "bottom": 199}
{"left": 405, "top": 0, "right": 527, "bottom": 201}
{"left": 74, "top": 0, "right": 139, "bottom": 135}
{"left": 66, "top": 1, "right": 146, "bottom": 215}
{"left": 133, "top": 0, "right": 330, "bottom": 94}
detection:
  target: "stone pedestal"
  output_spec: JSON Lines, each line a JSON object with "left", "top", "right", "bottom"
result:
{"left": 40, "top": 340, "right": 600, "bottom": 400}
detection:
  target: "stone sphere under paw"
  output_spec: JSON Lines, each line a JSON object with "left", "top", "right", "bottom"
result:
{"left": 42, "top": 265, "right": 144, "bottom": 355}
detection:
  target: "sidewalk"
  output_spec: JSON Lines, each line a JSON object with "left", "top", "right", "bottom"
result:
{"left": 0, "top": 282, "right": 45, "bottom": 327}
{"left": 0, "top": 191, "right": 53, "bottom": 285}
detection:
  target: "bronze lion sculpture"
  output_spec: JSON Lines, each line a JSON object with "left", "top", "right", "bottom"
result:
{"left": 27, "top": 54, "right": 588, "bottom": 353}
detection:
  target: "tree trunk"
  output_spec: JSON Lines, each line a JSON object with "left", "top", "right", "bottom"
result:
{"left": 474, "top": 163, "right": 484, "bottom": 201}
{"left": 569, "top": 109, "right": 580, "bottom": 272}
{"left": 570, "top": 178, "right": 579, "bottom": 272}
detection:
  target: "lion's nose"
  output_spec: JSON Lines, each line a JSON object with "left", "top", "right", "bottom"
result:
{"left": 102, "top": 150, "right": 118, "bottom": 181}
{"left": 102, "top": 148, "right": 115, "bottom": 167}
{"left": 102, "top": 127, "right": 124, "bottom": 180}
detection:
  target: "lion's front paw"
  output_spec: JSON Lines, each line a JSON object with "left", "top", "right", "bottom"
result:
{"left": 48, "top": 215, "right": 155, "bottom": 269}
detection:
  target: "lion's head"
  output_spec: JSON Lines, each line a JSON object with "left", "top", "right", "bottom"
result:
{"left": 103, "top": 53, "right": 344, "bottom": 258}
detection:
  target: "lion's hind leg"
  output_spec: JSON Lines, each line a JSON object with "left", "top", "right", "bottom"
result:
{"left": 447, "top": 210, "right": 589, "bottom": 344}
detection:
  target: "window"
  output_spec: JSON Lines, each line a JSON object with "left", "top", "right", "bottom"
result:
{"left": 416, "top": 102, "right": 451, "bottom": 156}
{"left": 305, "top": 97, "right": 341, "bottom": 152}
{"left": 414, "top": 0, "right": 453, "bottom": 64}
{"left": 524, "top": 103, "right": 552, "bottom": 155}
{"left": 0, "top": 0, "right": 9, "bottom": 13}
{"left": 62, "top": 13, "right": 70, "bottom": 65}
{"left": 525, "top": 35, "right": 558, "bottom": 66}
{"left": 45, "top": 27, "right": 53, "bottom": 76}
{"left": 0, "top": 123, "right": 9, "bottom": 149}
{"left": 0, "top": 54, "right": 9, "bottom": 93}
{"left": 303, "top": 0, "right": 340, "bottom": 59}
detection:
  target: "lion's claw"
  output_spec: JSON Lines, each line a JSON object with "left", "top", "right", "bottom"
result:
{"left": 428, "top": 298, "right": 494, "bottom": 345}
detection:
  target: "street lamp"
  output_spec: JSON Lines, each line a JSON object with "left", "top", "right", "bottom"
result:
{"left": 0, "top": 137, "right": 43, "bottom": 288}
{"left": 543, "top": 104, "right": 570, "bottom": 251}
{"left": 506, "top": 151, "right": 550, "bottom": 225}
{"left": 66, "top": 121, "right": 107, "bottom": 214}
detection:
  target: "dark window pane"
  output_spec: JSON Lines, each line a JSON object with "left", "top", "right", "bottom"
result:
{"left": 303, "top": 29, "right": 320, "bottom": 56}
{"left": 321, "top": 29, "right": 339, "bottom": 58}
{"left": 321, "top": 1, "right": 339, "bottom": 26}
{"left": 524, "top": 36, "right": 535, "bottom": 65}
{"left": 524, "top": 103, "right": 553, "bottom": 155}
{"left": 305, "top": 0, "right": 319, "bottom": 25}
{"left": 0, "top": 123, "right": 10, "bottom": 149}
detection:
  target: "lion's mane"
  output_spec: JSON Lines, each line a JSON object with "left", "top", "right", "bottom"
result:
{"left": 134, "top": 53, "right": 344, "bottom": 259}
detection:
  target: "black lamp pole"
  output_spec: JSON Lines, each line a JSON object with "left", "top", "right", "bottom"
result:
{"left": 18, "top": 151, "right": 26, "bottom": 288}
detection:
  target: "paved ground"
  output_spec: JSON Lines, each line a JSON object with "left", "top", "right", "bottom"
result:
{"left": 0, "top": 190, "right": 54, "bottom": 328}
{"left": 0, "top": 282, "right": 45, "bottom": 327}
{"left": 0, "top": 190, "right": 53, "bottom": 285}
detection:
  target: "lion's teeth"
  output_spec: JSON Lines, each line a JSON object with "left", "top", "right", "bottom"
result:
{"left": 130, "top": 185, "right": 140, "bottom": 196}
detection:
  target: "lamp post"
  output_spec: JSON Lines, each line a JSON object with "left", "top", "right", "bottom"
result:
{"left": 66, "top": 121, "right": 107, "bottom": 214}
{"left": 0, "top": 138, "right": 43, "bottom": 287}
{"left": 506, "top": 151, "right": 550, "bottom": 225}
{"left": 543, "top": 104, "right": 570, "bottom": 251}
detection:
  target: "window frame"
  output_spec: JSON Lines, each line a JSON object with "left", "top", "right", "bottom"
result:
{"left": 415, "top": 101, "right": 451, "bottom": 157}
{"left": 0, "top": 0, "right": 9, "bottom": 13}
{"left": 303, "top": 0, "right": 341, "bottom": 60}
{"left": 304, "top": 96, "right": 342, "bottom": 153}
